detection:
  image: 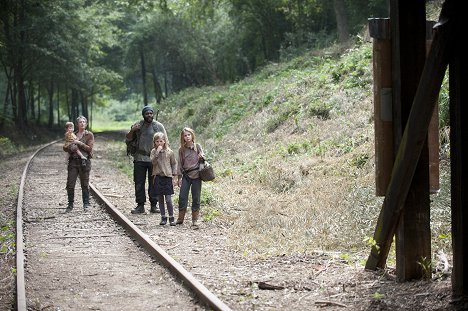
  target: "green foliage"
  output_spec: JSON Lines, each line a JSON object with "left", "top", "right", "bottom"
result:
{"left": 364, "top": 237, "right": 380, "bottom": 252}
{"left": 266, "top": 101, "right": 300, "bottom": 133}
{"left": 94, "top": 96, "right": 141, "bottom": 124}
{"left": 1, "top": 0, "right": 390, "bottom": 131}
{"left": 339, "top": 252, "right": 351, "bottom": 264}
{"left": 286, "top": 141, "right": 312, "bottom": 156}
{"left": 372, "top": 292, "right": 385, "bottom": 300}
{"left": 0, "top": 221, "right": 16, "bottom": 255}
{"left": 105, "top": 141, "right": 133, "bottom": 178}
{"left": 200, "top": 186, "right": 216, "bottom": 205}
{"left": 203, "top": 207, "right": 221, "bottom": 222}
{"left": 328, "top": 43, "right": 373, "bottom": 89}
{"left": 0, "top": 137, "right": 16, "bottom": 158}
{"left": 417, "top": 256, "right": 432, "bottom": 277}
{"left": 438, "top": 72, "right": 450, "bottom": 129}
{"left": 350, "top": 153, "right": 369, "bottom": 169}
{"left": 307, "top": 101, "right": 333, "bottom": 120}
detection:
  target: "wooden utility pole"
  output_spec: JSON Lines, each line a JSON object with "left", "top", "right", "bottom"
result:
{"left": 391, "top": 0, "right": 431, "bottom": 281}
{"left": 365, "top": 1, "right": 451, "bottom": 277}
{"left": 448, "top": 1, "right": 468, "bottom": 298}
{"left": 369, "top": 18, "right": 393, "bottom": 197}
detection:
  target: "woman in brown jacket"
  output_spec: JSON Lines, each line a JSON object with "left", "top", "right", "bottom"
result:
{"left": 63, "top": 116, "right": 94, "bottom": 211}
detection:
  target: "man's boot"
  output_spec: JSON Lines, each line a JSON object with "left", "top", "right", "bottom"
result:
{"left": 191, "top": 210, "right": 200, "bottom": 229}
{"left": 160, "top": 216, "right": 167, "bottom": 225}
{"left": 82, "top": 190, "right": 91, "bottom": 209}
{"left": 150, "top": 203, "right": 160, "bottom": 213}
{"left": 176, "top": 209, "right": 186, "bottom": 225}
{"left": 66, "top": 190, "right": 74, "bottom": 212}
{"left": 131, "top": 203, "right": 145, "bottom": 214}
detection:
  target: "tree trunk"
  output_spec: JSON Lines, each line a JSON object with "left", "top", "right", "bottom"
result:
{"left": 15, "top": 0, "right": 27, "bottom": 129}
{"left": 12, "top": 74, "right": 17, "bottom": 121}
{"left": 29, "top": 80, "right": 36, "bottom": 121}
{"left": 37, "top": 85, "right": 41, "bottom": 124}
{"left": 71, "top": 88, "right": 79, "bottom": 122}
{"left": 151, "top": 66, "right": 164, "bottom": 104}
{"left": 140, "top": 45, "right": 148, "bottom": 106}
{"left": 47, "top": 80, "right": 54, "bottom": 128}
{"left": 164, "top": 71, "right": 168, "bottom": 97}
{"left": 1, "top": 81, "right": 10, "bottom": 128}
{"left": 65, "top": 88, "right": 70, "bottom": 121}
{"left": 80, "top": 91, "right": 88, "bottom": 120}
{"left": 333, "top": 0, "right": 350, "bottom": 43}
{"left": 56, "top": 84, "right": 60, "bottom": 127}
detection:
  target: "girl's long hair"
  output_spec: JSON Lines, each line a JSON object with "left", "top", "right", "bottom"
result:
{"left": 179, "top": 127, "right": 196, "bottom": 149}
{"left": 153, "top": 132, "right": 171, "bottom": 151}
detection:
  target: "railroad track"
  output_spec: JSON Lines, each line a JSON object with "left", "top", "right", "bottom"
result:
{"left": 16, "top": 140, "right": 231, "bottom": 311}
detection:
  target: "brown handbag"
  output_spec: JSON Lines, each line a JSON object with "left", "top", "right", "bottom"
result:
{"left": 199, "top": 161, "right": 215, "bottom": 181}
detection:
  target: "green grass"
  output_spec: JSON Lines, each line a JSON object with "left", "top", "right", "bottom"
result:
{"left": 91, "top": 36, "right": 451, "bottom": 262}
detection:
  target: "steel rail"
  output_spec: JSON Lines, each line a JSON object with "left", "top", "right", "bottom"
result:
{"left": 16, "top": 140, "right": 60, "bottom": 311}
{"left": 16, "top": 141, "right": 232, "bottom": 311}
{"left": 89, "top": 183, "right": 232, "bottom": 311}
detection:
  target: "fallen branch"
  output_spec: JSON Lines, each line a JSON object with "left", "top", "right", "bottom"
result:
{"left": 103, "top": 193, "right": 124, "bottom": 198}
{"left": 315, "top": 300, "right": 347, "bottom": 308}
{"left": 166, "top": 243, "right": 180, "bottom": 250}
{"left": 258, "top": 282, "right": 284, "bottom": 290}
{"left": 24, "top": 216, "right": 56, "bottom": 223}
{"left": 45, "top": 234, "right": 119, "bottom": 239}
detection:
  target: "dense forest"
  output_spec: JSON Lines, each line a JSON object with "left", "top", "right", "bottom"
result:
{"left": 0, "top": 0, "right": 389, "bottom": 131}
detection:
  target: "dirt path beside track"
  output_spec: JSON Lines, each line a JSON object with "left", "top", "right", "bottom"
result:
{"left": 0, "top": 132, "right": 458, "bottom": 310}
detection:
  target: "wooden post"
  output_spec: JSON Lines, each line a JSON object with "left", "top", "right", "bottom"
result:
{"left": 448, "top": 1, "right": 468, "bottom": 299}
{"left": 365, "top": 2, "right": 451, "bottom": 272}
{"left": 391, "top": 1, "right": 431, "bottom": 281}
{"left": 369, "top": 18, "right": 394, "bottom": 196}
{"left": 426, "top": 20, "right": 440, "bottom": 194}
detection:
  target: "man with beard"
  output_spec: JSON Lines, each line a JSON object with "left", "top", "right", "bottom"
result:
{"left": 126, "top": 106, "right": 168, "bottom": 214}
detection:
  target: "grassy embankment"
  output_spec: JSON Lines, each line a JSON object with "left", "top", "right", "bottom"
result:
{"left": 84, "top": 38, "right": 453, "bottom": 267}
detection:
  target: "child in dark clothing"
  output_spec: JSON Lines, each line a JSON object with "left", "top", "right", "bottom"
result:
{"left": 150, "top": 132, "right": 178, "bottom": 225}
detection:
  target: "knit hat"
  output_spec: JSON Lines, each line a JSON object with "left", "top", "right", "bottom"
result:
{"left": 142, "top": 106, "right": 154, "bottom": 115}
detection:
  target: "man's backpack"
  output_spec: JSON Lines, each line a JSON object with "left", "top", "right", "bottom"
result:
{"left": 126, "top": 115, "right": 161, "bottom": 157}
{"left": 126, "top": 120, "right": 144, "bottom": 156}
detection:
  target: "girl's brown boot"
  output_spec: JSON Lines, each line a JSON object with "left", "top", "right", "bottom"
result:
{"left": 176, "top": 209, "right": 186, "bottom": 224}
{"left": 191, "top": 210, "right": 200, "bottom": 229}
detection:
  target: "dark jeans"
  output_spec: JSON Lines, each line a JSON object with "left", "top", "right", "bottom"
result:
{"left": 178, "top": 174, "right": 202, "bottom": 211}
{"left": 66, "top": 158, "right": 91, "bottom": 192}
{"left": 134, "top": 161, "right": 156, "bottom": 205}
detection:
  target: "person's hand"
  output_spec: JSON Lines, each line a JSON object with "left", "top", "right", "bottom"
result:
{"left": 156, "top": 145, "right": 163, "bottom": 153}
{"left": 131, "top": 123, "right": 141, "bottom": 131}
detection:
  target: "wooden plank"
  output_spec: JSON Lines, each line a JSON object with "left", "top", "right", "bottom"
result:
{"left": 368, "top": 18, "right": 394, "bottom": 196}
{"left": 426, "top": 21, "right": 441, "bottom": 194}
{"left": 365, "top": 2, "right": 453, "bottom": 270}
{"left": 392, "top": 1, "right": 431, "bottom": 281}
{"left": 449, "top": 1, "right": 468, "bottom": 298}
